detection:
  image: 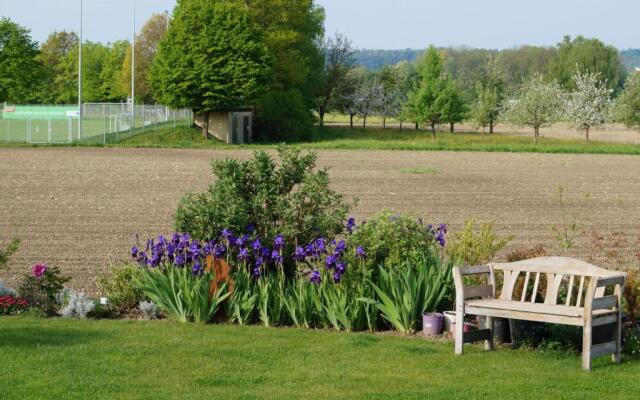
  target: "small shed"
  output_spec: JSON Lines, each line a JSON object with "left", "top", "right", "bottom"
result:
{"left": 195, "top": 108, "right": 253, "bottom": 144}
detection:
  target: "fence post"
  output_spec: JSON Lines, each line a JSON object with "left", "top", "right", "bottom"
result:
{"left": 68, "top": 117, "right": 72, "bottom": 143}
{"left": 48, "top": 119, "right": 52, "bottom": 143}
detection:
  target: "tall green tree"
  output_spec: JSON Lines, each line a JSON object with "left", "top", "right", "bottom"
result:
{"left": 122, "top": 12, "right": 168, "bottom": 103}
{"left": 99, "top": 40, "right": 130, "bottom": 102}
{"left": 236, "top": 0, "right": 325, "bottom": 141}
{"left": 37, "top": 31, "right": 78, "bottom": 103}
{"left": 548, "top": 35, "right": 625, "bottom": 91}
{"left": 0, "top": 18, "right": 42, "bottom": 103}
{"left": 615, "top": 71, "right": 640, "bottom": 131}
{"left": 150, "top": 0, "right": 271, "bottom": 139}
{"left": 407, "top": 46, "right": 447, "bottom": 140}
{"left": 316, "top": 33, "right": 354, "bottom": 126}
{"left": 438, "top": 76, "right": 468, "bottom": 132}
{"left": 496, "top": 45, "right": 556, "bottom": 86}
{"left": 474, "top": 58, "right": 505, "bottom": 133}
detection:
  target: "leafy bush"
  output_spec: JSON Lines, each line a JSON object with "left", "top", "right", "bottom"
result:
{"left": 365, "top": 254, "right": 453, "bottom": 333}
{"left": 345, "top": 211, "right": 445, "bottom": 271}
{"left": 623, "top": 327, "right": 640, "bottom": 357}
{"left": 0, "top": 295, "right": 28, "bottom": 315}
{"left": 96, "top": 264, "right": 145, "bottom": 314}
{"left": 0, "top": 238, "right": 20, "bottom": 270}
{"left": 17, "top": 264, "right": 70, "bottom": 316}
{"left": 254, "top": 89, "right": 315, "bottom": 142}
{"left": 624, "top": 269, "right": 640, "bottom": 322}
{"left": 139, "top": 301, "right": 159, "bottom": 319}
{"left": 59, "top": 288, "right": 95, "bottom": 319}
{"left": 506, "top": 244, "right": 547, "bottom": 262}
{"left": 446, "top": 219, "right": 512, "bottom": 266}
{"left": 174, "top": 147, "right": 351, "bottom": 261}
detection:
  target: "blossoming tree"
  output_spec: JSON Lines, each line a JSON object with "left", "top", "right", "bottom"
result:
{"left": 566, "top": 71, "right": 613, "bottom": 141}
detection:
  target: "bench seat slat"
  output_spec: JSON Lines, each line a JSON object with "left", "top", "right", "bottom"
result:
{"left": 466, "top": 299, "right": 617, "bottom": 318}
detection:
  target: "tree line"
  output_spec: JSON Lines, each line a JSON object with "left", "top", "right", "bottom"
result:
{"left": 1, "top": 2, "right": 640, "bottom": 142}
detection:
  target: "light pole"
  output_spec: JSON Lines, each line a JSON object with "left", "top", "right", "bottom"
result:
{"left": 78, "top": 0, "right": 83, "bottom": 140}
{"left": 130, "top": 0, "right": 136, "bottom": 136}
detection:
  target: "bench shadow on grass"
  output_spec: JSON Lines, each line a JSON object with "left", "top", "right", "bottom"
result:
{"left": 0, "top": 325, "right": 108, "bottom": 348}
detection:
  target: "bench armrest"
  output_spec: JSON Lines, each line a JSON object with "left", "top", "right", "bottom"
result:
{"left": 584, "top": 274, "right": 625, "bottom": 317}
{"left": 453, "top": 265, "right": 495, "bottom": 301}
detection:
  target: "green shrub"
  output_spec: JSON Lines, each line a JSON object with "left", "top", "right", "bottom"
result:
{"left": 624, "top": 269, "right": 640, "bottom": 322}
{"left": 175, "top": 146, "right": 351, "bottom": 253}
{"left": 345, "top": 210, "right": 442, "bottom": 271}
{"left": 365, "top": 253, "right": 453, "bottom": 333}
{"left": 96, "top": 264, "right": 146, "bottom": 314}
{"left": 17, "top": 264, "right": 70, "bottom": 316}
{"left": 254, "top": 89, "right": 315, "bottom": 142}
{"left": 446, "top": 218, "right": 512, "bottom": 266}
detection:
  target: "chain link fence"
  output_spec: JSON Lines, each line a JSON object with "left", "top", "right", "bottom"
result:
{"left": 0, "top": 103, "right": 193, "bottom": 144}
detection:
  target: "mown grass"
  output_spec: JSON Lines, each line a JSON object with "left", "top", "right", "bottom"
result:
{"left": 1, "top": 317, "right": 639, "bottom": 400}
{"left": 3, "top": 125, "right": 640, "bottom": 155}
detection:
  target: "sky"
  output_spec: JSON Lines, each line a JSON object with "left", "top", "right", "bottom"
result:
{"left": 0, "top": 0, "right": 638, "bottom": 50}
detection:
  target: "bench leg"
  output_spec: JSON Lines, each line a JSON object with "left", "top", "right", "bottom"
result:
{"left": 484, "top": 316, "right": 494, "bottom": 351}
{"left": 612, "top": 311, "right": 622, "bottom": 364}
{"left": 455, "top": 306, "right": 464, "bottom": 355}
{"left": 582, "top": 322, "right": 592, "bottom": 371}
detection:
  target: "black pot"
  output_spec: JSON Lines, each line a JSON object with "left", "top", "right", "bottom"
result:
{"left": 477, "top": 316, "right": 511, "bottom": 344}
{"left": 508, "top": 319, "right": 548, "bottom": 348}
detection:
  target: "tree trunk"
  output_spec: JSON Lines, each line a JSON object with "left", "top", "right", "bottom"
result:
{"left": 449, "top": 122, "right": 454, "bottom": 133}
{"left": 383, "top": 117, "right": 386, "bottom": 129}
{"left": 482, "top": 126, "right": 486, "bottom": 140}
{"left": 489, "top": 121, "right": 494, "bottom": 134}
{"left": 318, "top": 106, "right": 325, "bottom": 127}
{"left": 202, "top": 111, "right": 210, "bottom": 140}
{"left": 431, "top": 124, "right": 436, "bottom": 142}
{"left": 400, "top": 121, "right": 403, "bottom": 131}
{"left": 362, "top": 115, "right": 367, "bottom": 131}
{"left": 415, "top": 122, "right": 419, "bottom": 130}
{"left": 349, "top": 114, "right": 354, "bottom": 128}
{"left": 534, "top": 126, "right": 539, "bottom": 145}
{"left": 586, "top": 127, "right": 590, "bottom": 142}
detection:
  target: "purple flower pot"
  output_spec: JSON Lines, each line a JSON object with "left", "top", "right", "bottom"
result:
{"left": 423, "top": 312, "right": 444, "bottom": 336}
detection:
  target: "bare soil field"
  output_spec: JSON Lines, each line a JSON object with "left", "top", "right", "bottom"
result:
{"left": 1, "top": 147, "right": 639, "bottom": 293}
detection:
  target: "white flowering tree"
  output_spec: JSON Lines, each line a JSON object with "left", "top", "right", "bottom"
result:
{"left": 501, "top": 74, "right": 565, "bottom": 144}
{"left": 353, "top": 81, "right": 383, "bottom": 130}
{"left": 566, "top": 71, "right": 612, "bottom": 141}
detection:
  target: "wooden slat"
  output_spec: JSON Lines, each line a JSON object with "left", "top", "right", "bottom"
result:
{"left": 545, "top": 273, "right": 565, "bottom": 305}
{"left": 520, "top": 271, "right": 530, "bottom": 302}
{"left": 491, "top": 256, "right": 623, "bottom": 278}
{"left": 577, "top": 276, "right": 585, "bottom": 307}
{"left": 465, "top": 305, "right": 583, "bottom": 326}
{"left": 591, "top": 341, "right": 617, "bottom": 359}
{"left": 459, "top": 264, "right": 491, "bottom": 275}
{"left": 566, "top": 275, "right": 575, "bottom": 306}
{"left": 596, "top": 276, "right": 625, "bottom": 287}
{"left": 466, "top": 299, "right": 585, "bottom": 317}
{"left": 531, "top": 272, "right": 540, "bottom": 303}
{"left": 592, "top": 313, "right": 618, "bottom": 327}
{"left": 501, "top": 270, "right": 520, "bottom": 300}
{"left": 463, "top": 329, "right": 491, "bottom": 343}
{"left": 464, "top": 285, "right": 493, "bottom": 299}
{"left": 592, "top": 295, "right": 618, "bottom": 311}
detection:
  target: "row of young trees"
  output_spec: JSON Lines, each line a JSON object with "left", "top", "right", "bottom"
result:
{"left": 317, "top": 38, "right": 640, "bottom": 143}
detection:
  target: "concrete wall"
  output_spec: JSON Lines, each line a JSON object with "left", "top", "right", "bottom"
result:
{"left": 194, "top": 110, "right": 253, "bottom": 144}
{"left": 194, "top": 111, "right": 230, "bottom": 142}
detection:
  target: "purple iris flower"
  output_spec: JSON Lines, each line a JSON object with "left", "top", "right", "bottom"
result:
{"left": 174, "top": 253, "right": 186, "bottom": 267}
{"left": 238, "top": 247, "right": 250, "bottom": 261}
{"left": 346, "top": 217, "right": 356, "bottom": 234}
{"left": 315, "top": 238, "right": 326, "bottom": 253}
{"left": 188, "top": 243, "right": 201, "bottom": 256}
{"left": 171, "top": 233, "right": 180, "bottom": 244}
{"left": 221, "top": 228, "right": 233, "bottom": 239}
{"left": 180, "top": 233, "right": 190, "bottom": 242}
{"left": 336, "top": 262, "right": 346, "bottom": 274}
{"left": 334, "top": 240, "right": 346, "bottom": 255}
{"left": 252, "top": 238, "right": 262, "bottom": 252}
{"left": 213, "top": 244, "right": 226, "bottom": 257}
{"left": 356, "top": 246, "right": 366, "bottom": 260}
{"left": 246, "top": 223, "right": 256, "bottom": 233}
{"left": 325, "top": 254, "right": 337, "bottom": 269}
{"left": 333, "top": 271, "right": 342, "bottom": 283}
{"left": 236, "top": 234, "right": 250, "bottom": 248}
{"left": 131, "top": 246, "right": 139, "bottom": 258}
{"left": 192, "top": 261, "right": 203, "bottom": 276}
{"left": 436, "top": 223, "right": 447, "bottom": 247}
{"left": 310, "top": 270, "right": 321, "bottom": 285}
{"left": 271, "top": 249, "right": 283, "bottom": 264}
{"left": 252, "top": 266, "right": 261, "bottom": 278}
{"left": 274, "top": 235, "right": 285, "bottom": 250}
{"left": 293, "top": 246, "right": 306, "bottom": 262}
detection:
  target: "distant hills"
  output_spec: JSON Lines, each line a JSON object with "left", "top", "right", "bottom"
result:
{"left": 353, "top": 48, "right": 640, "bottom": 71}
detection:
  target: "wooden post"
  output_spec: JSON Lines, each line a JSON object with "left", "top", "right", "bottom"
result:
{"left": 582, "top": 278, "right": 596, "bottom": 371}
{"left": 612, "top": 282, "right": 623, "bottom": 364}
{"left": 453, "top": 267, "right": 465, "bottom": 355}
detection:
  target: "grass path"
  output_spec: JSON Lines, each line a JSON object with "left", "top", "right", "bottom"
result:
{"left": 1, "top": 318, "right": 639, "bottom": 399}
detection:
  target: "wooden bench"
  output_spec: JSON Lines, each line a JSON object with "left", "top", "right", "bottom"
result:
{"left": 452, "top": 256, "right": 626, "bottom": 370}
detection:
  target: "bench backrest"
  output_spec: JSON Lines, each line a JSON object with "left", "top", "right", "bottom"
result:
{"left": 490, "top": 256, "right": 622, "bottom": 307}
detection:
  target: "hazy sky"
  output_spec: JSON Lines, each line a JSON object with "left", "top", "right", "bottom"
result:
{"left": 1, "top": 0, "right": 637, "bottom": 50}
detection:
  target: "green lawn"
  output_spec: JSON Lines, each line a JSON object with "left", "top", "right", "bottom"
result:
{"left": 3, "top": 124, "right": 640, "bottom": 155}
{"left": 1, "top": 318, "right": 639, "bottom": 399}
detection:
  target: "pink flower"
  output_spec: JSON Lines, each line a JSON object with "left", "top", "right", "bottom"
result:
{"left": 32, "top": 263, "right": 48, "bottom": 278}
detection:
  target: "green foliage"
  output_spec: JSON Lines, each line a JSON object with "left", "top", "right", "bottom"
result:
{"left": 0, "top": 18, "right": 42, "bottom": 103}
{"left": 616, "top": 71, "right": 640, "bottom": 131}
{"left": 623, "top": 269, "right": 640, "bottom": 322}
{"left": 224, "top": 267, "right": 257, "bottom": 325}
{"left": 445, "top": 219, "right": 512, "bottom": 266}
{"left": 407, "top": 46, "right": 448, "bottom": 137}
{"left": 438, "top": 76, "right": 468, "bottom": 130}
{"left": 150, "top": 0, "right": 271, "bottom": 112}
{"left": 99, "top": 40, "right": 129, "bottom": 102}
{"left": 366, "top": 254, "right": 453, "bottom": 333}
{"left": 95, "top": 264, "right": 145, "bottom": 314}
{"left": 17, "top": 266, "right": 70, "bottom": 316}
{"left": 548, "top": 35, "right": 624, "bottom": 91}
{"left": 253, "top": 89, "right": 315, "bottom": 142}
{"left": 175, "top": 146, "right": 351, "bottom": 249}
{"left": 0, "top": 238, "right": 19, "bottom": 271}
{"left": 257, "top": 272, "right": 286, "bottom": 327}
{"left": 345, "top": 210, "right": 438, "bottom": 271}
{"left": 136, "top": 265, "right": 229, "bottom": 323}
{"left": 37, "top": 31, "right": 79, "bottom": 103}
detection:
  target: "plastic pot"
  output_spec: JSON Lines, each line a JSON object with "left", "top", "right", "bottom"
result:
{"left": 423, "top": 312, "right": 444, "bottom": 336}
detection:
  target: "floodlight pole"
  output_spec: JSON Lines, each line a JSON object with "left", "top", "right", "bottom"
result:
{"left": 78, "top": 0, "right": 83, "bottom": 140}
{"left": 131, "top": 0, "right": 135, "bottom": 136}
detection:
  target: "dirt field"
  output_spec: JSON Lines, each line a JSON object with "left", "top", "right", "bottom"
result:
{"left": 1, "top": 147, "right": 639, "bottom": 293}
